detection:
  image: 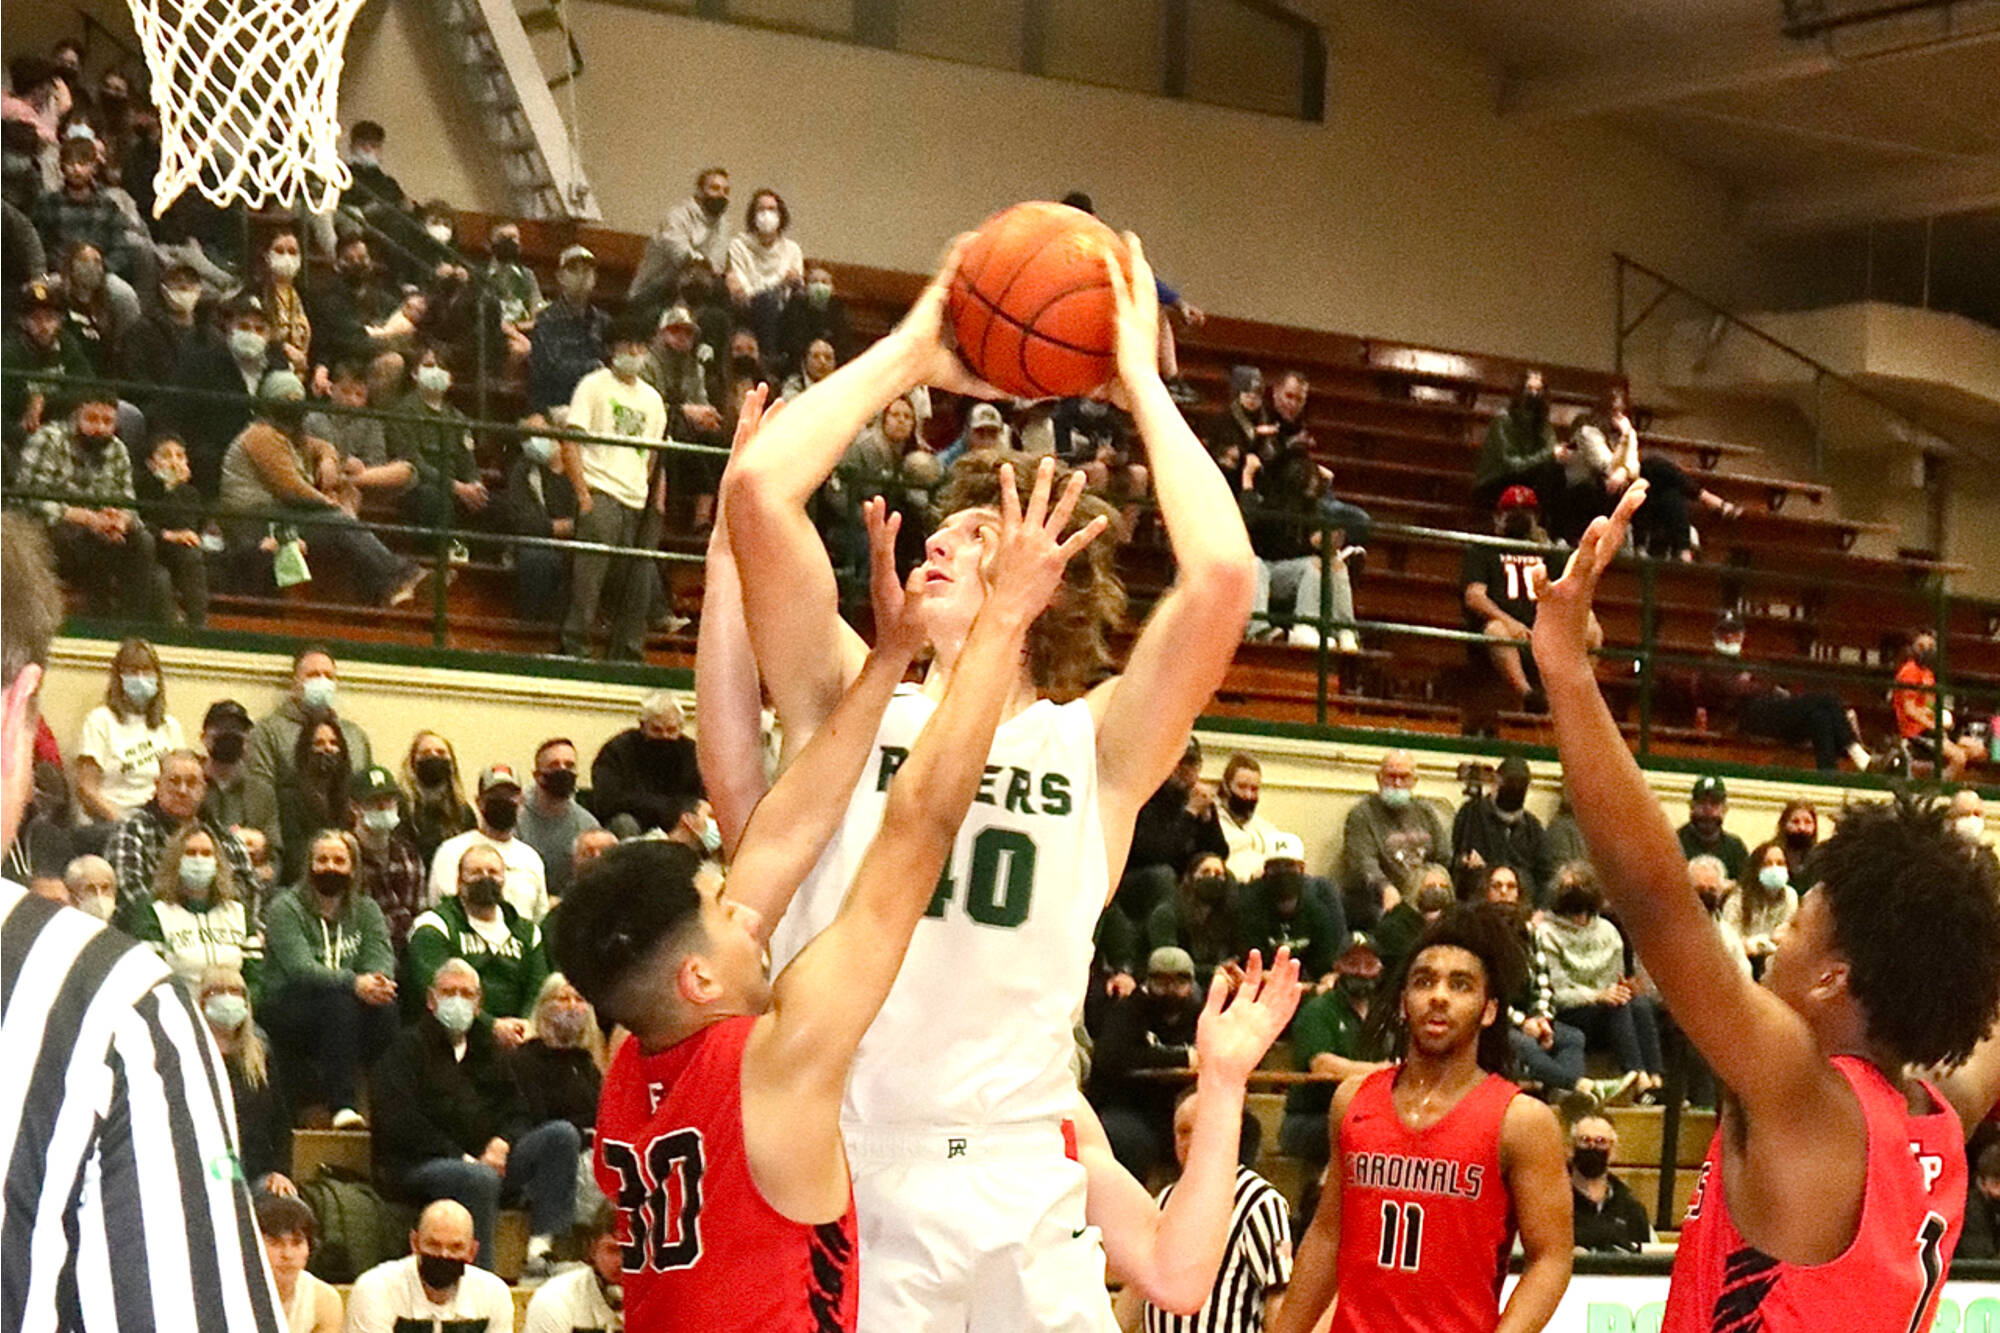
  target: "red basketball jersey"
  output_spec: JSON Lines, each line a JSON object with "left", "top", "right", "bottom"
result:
{"left": 1331, "top": 1066, "right": 1521, "bottom": 1333}
{"left": 1663, "top": 1056, "right": 1963, "bottom": 1333}
{"left": 594, "top": 1015, "right": 859, "bottom": 1332}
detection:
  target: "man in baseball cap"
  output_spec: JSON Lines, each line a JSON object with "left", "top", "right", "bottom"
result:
{"left": 965, "top": 401, "right": 1008, "bottom": 452}
{"left": 1677, "top": 774, "right": 1748, "bottom": 879}
{"left": 1463, "top": 483, "right": 1600, "bottom": 718}
{"left": 425, "top": 761, "right": 550, "bottom": 920}
{"left": 1085, "top": 944, "right": 1207, "bottom": 1178}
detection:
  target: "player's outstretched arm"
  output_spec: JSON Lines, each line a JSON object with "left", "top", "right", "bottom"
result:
{"left": 742, "top": 460, "right": 1108, "bottom": 1222}
{"left": 1089, "top": 236, "right": 1255, "bottom": 864}
{"left": 1529, "top": 485, "right": 1847, "bottom": 1131}
{"left": 720, "top": 496, "right": 926, "bottom": 940}
{"left": 1495, "top": 1096, "right": 1573, "bottom": 1333}
{"left": 1087, "top": 949, "right": 1304, "bottom": 1314}
{"left": 697, "top": 384, "right": 780, "bottom": 856}
{"left": 1266, "top": 1076, "right": 1362, "bottom": 1333}
{"left": 724, "top": 236, "right": 999, "bottom": 756}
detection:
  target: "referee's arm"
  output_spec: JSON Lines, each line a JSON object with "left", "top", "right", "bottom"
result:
{"left": 86, "top": 976, "right": 285, "bottom": 1332}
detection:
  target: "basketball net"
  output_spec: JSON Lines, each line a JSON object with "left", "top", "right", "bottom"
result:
{"left": 125, "top": 0, "right": 369, "bottom": 216}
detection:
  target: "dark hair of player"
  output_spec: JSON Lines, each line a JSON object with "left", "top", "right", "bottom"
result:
{"left": 551, "top": 838, "right": 706, "bottom": 1031}
{"left": 1367, "top": 904, "right": 1525, "bottom": 1075}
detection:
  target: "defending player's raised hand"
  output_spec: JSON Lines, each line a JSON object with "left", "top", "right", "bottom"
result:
{"left": 890, "top": 232, "right": 1007, "bottom": 399}
{"left": 729, "top": 381, "right": 781, "bottom": 458}
{"left": 1101, "top": 233, "right": 1162, "bottom": 409}
{"left": 979, "top": 457, "right": 1110, "bottom": 625}
{"left": 1195, "top": 948, "right": 1304, "bottom": 1086}
{"left": 863, "top": 496, "right": 927, "bottom": 662}
{"left": 1528, "top": 479, "right": 1647, "bottom": 673}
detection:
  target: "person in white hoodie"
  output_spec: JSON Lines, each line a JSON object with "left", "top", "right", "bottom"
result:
{"left": 1538, "top": 862, "right": 1665, "bottom": 1099}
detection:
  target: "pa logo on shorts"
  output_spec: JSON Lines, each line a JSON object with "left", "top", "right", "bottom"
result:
{"left": 947, "top": 1138, "right": 967, "bottom": 1160}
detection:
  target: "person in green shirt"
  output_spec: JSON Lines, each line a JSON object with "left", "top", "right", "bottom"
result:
{"left": 1278, "top": 932, "right": 1390, "bottom": 1166}
{"left": 404, "top": 842, "right": 549, "bottom": 1042}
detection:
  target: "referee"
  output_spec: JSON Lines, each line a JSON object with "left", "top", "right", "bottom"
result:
{"left": 0, "top": 515, "right": 283, "bottom": 1332}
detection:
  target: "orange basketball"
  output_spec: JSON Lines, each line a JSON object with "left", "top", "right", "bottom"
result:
{"left": 947, "top": 201, "right": 1132, "bottom": 399}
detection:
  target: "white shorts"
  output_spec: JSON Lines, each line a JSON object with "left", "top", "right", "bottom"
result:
{"left": 844, "top": 1120, "right": 1118, "bottom": 1333}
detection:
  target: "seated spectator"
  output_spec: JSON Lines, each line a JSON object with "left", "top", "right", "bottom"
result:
{"left": 940, "top": 400, "right": 1008, "bottom": 468}
{"left": 674, "top": 256, "right": 735, "bottom": 367}
{"left": 196, "top": 965, "right": 291, "bottom": 1194}
{"left": 407, "top": 842, "right": 550, "bottom": 1035}
{"left": 58, "top": 238, "right": 140, "bottom": 366}
{"left": 1235, "top": 835, "right": 1342, "bottom": 983}
{"left": 1452, "top": 755, "right": 1554, "bottom": 907}
{"left": 826, "top": 392, "right": 926, "bottom": 575}
{"left": 1140, "top": 853, "right": 1240, "bottom": 990}
{"left": 1568, "top": 1114, "right": 1652, "bottom": 1252}
{"left": 200, "top": 698, "right": 253, "bottom": 828}
{"left": 33, "top": 136, "right": 146, "bottom": 286}
{"left": 1630, "top": 442, "right": 1739, "bottom": 562}
{"left": 132, "top": 432, "right": 209, "bottom": 625}
{"left": 304, "top": 233, "right": 408, "bottom": 363}
{"left": 1544, "top": 786, "right": 1587, "bottom": 869}
{"left": 718, "top": 327, "right": 768, "bottom": 429}
{"left": 3, "top": 279, "right": 94, "bottom": 458}
{"left": 1952, "top": 789, "right": 1990, "bottom": 850}
{"left": 1215, "top": 752, "right": 1284, "bottom": 881}
{"left": 123, "top": 822, "right": 262, "bottom": 991}
{"left": 61, "top": 852, "right": 117, "bottom": 921}
{"left": 1684, "top": 611, "right": 1873, "bottom": 772}
{"left": 116, "top": 258, "right": 222, "bottom": 435}
{"left": 338, "top": 120, "right": 409, "bottom": 225}
{"left": 509, "top": 973, "right": 603, "bottom": 1144}
{"left": 1373, "top": 863, "right": 1454, "bottom": 978}
{"left": 779, "top": 335, "right": 836, "bottom": 401}
{"left": 74, "top": 636, "right": 183, "bottom": 825}
{"left": 257, "top": 224, "right": 311, "bottom": 376}
{"left": 724, "top": 187, "right": 803, "bottom": 346}
{"left": 1204, "top": 365, "right": 1274, "bottom": 491}
{"left": 527, "top": 245, "right": 608, "bottom": 415}
{"left": 11, "top": 386, "right": 165, "bottom": 619}
{"left": 216, "top": 371, "right": 421, "bottom": 605}
{"left": 106, "top": 747, "right": 254, "bottom": 914}
{"left": 261, "top": 828, "right": 398, "bottom": 1128}
{"left": 427, "top": 765, "right": 549, "bottom": 922}
{"left": 351, "top": 764, "right": 426, "bottom": 952}
{"left": 569, "top": 827, "right": 617, "bottom": 878}
{"left": 628, "top": 167, "right": 734, "bottom": 315}
{"left": 1643, "top": 856, "right": 1751, "bottom": 1110}
{"left": 371, "top": 960, "right": 581, "bottom": 1272}
{"left": 175, "top": 293, "right": 285, "bottom": 494}
{"left": 494, "top": 418, "right": 576, "bottom": 624}
{"left": 1540, "top": 863, "right": 1663, "bottom": 1098}
{"left": 256, "top": 1193, "right": 342, "bottom": 1333}
{"left": 1279, "top": 931, "right": 1391, "bottom": 1165}
{"left": 344, "top": 1199, "right": 513, "bottom": 1333}
{"left": 1260, "top": 370, "right": 1313, "bottom": 465}
{"left": 559, "top": 316, "right": 667, "bottom": 662}
{"left": 1339, "top": 748, "right": 1451, "bottom": 929}
{"left": 1551, "top": 385, "right": 1645, "bottom": 541}
{"left": 303, "top": 358, "right": 413, "bottom": 509}
{"left": 278, "top": 719, "right": 353, "bottom": 884}
{"left": 1958, "top": 1143, "right": 2000, "bottom": 1261}
{"left": 643, "top": 302, "right": 724, "bottom": 442}
{"left": 517, "top": 738, "right": 600, "bottom": 903}
{"left": 402, "top": 729, "right": 477, "bottom": 865}
{"left": 385, "top": 341, "right": 485, "bottom": 538}
{"left": 1241, "top": 447, "right": 1368, "bottom": 651}
{"left": 1721, "top": 840, "right": 1799, "bottom": 974}
{"left": 234, "top": 817, "right": 273, "bottom": 906}
{"left": 1893, "top": 629, "right": 1970, "bottom": 781}
{"left": 1117, "top": 737, "right": 1229, "bottom": 939}
{"left": 776, "top": 262, "right": 851, "bottom": 375}
{"left": 522, "top": 1202, "right": 622, "bottom": 1333}
{"left": 590, "top": 692, "right": 701, "bottom": 834}
{"left": 1480, "top": 866, "right": 1631, "bottom": 1106}
{"left": 411, "top": 202, "right": 484, "bottom": 360}
{"left": 481, "top": 221, "right": 542, "bottom": 366}
{"left": 1460, "top": 486, "right": 1588, "bottom": 713}
{"left": 244, "top": 645, "right": 374, "bottom": 863}
{"left": 1472, "top": 369, "right": 1561, "bottom": 511}
{"left": 1086, "top": 946, "right": 1203, "bottom": 1179}
{"left": 1676, "top": 775, "right": 1748, "bottom": 880}
{"left": 1777, "top": 798, "right": 1820, "bottom": 888}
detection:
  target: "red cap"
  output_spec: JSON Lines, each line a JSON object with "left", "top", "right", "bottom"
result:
{"left": 1496, "top": 484, "right": 1539, "bottom": 512}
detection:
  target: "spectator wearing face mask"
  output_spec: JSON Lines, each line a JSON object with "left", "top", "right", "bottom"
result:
{"left": 59, "top": 239, "right": 140, "bottom": 366}
{"left": 350, "top": 764, "right": 426, "bottom": 951}
{"left": 123, "top": 821, "right": 263, "bottom": 992}
{"left": 75, "top": 637, "right": 183, "bottom": 825}
{"left": 244, "top": 646, "right": 373, "bottom": 879}
{"left": 508, "top": 973, "right": 604, "bottom": 1148}
{"left": 195, "top": 965, "right": 293, "bottom": 1196}
{"left": 1539, "top": 863, "right": 1663, "bottom": 1100}
{"left": 482, "top": 222, "right": 543, "bottom": 360}
{"left": 255, "top": 1193, "right": 343, "bottom": 1333}
{"left": 371, "top": 962, "right": 580, "bottom": 1274}
{"left": 277, "top": 718, "right": 353, "bottom": 884}
{"left": 1372, "top": 863, "right": 1455, "bottom": 979}
{"left": 61, "top": 852, "right": 119, "bottom": 922}
{"left": 1460, "top": 486, "right": 1595, "bottom": 715}
{"left": 261, "top": 828, "right": 397, "bottom": 1129}
{"left": 1721, "top": 840, "right": 1799, "bottom": 975}
{"left": 1685, "top": 612, "right": 1874, "bottom": 772}
{"left": 1568, "top": 1114, "right": 1652, "bottom": 1252}
{"left": 1117, "top": 739, "right": 1230, "bottom": 940}
{"left": 1776, "top": 799, "right": 1820, "bottom": 888}
{"left": 345, "top": 1199, "right": 513, "bottom": 1333}
{"left": 428, "top": 764, "right": 548, "bottom": 921}
{"left": 174, "top": 293, "right": 287, "bottom": 494}
{"left": 1951, "top": 789, "right": 1991, "bottom": 852}
{"left": 1239, "top": 445, "right": 1368, "bottom": 652}
{"left": 386, "top": 342, "right": 486, "bottom": 539}
{"left": 495, "top": 415, "right": 577, "bottom": 625}
{"left": 1141, "top": 853, "right": 1240, "bottom": 991}
{"left": 1893, "top": 629, "right": 1971, "bottom": 781}
{"left": 589, "top": 692, "right": 701, "bottom": 835}
{"left": 1236, "top": 837, "right": 1343, "bottom": 985}
{"left": 1452, "top": 755, "right": 1556, "bottom": 907}
{"left": 527, "top": 245, "right": 608, "bottom": 415}
{"left": 406, "top": 842, "right": 549, "bottom": 1039}
{"left": 1216, "top": 752, "right": 1284, "bottom": 882}
{"left": 1340, "top": 749, "right": 1451, "bottom": 929}
{"left": 1472, "top": 369, "right": 1562, "bottom": 511}
{"left": 725, "top": 187, "right": 803, "bottom": 353}
{"left": 106, "top": 747, "right": 256, "bottom": 914}
{"left": 118, "top": 259, "right": 223, "bottom": 428}
{"left": 303, "top": 358, "right": 412, "bottom": 507}
{"left": 305, "top": 233, "right": 408, "bottom": 362}
{"left": 1646, "top": 855, "right": 1750, "bottom": 1110}
{"left": 1279, "top": 931, "right": 1391, "bottom": 1166}
{"left": 1676, "top": 775, "right": 1748, "bottom": 880}
{"left": 1086, "top": 946, "right": 1205, "bottom": 1180}
{"left": 257, "top": 224, "right": 311, "bottom": 376}
{"left": 11, "top": 385, "right": 165, "bottom": 619}
{"left": 132, "top": 432, "right": 210, "bottom": 625}
{"left": 775, "top": 262, "right": 851, "bottom": 376}
{"left": 522, "top": 1202, "right": 624, "bottom": 1333}
{"left": 516, "top": 739, "right": 599, "bottom": 903}
{"left": 400, "top": 730, "right": 476, "bottom": 866}
{"left": 628, "top": 167, "right": 734, "bottom": 315}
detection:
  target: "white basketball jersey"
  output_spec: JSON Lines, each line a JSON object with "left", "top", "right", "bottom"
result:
{"left": 768, "top": 686, "right": 1108, "bottom": 1127}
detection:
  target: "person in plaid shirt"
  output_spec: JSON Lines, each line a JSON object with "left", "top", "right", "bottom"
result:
{"left": 350, "top": 763, "right": 427, "bottom": 952}
{"left": 10, "top": 381, "right": 164, "bottom": 618}
{"left": 31, "top": 138, "right": 149, "bottom": 286}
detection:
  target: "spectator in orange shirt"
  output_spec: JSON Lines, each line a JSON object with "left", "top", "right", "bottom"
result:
{"left": 1892, "top": 630, "right": 1968, "bottom": 781}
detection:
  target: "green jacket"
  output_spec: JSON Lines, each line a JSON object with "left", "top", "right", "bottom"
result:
{"left": 262, "top": 882, "right": 395, "bottom": 991}
{"left": 1285, "top": 982, "right": 1378, "bottom": 1118}
{"left": 1473, "top": 400, "right": 1558, "bottom": 493}
{"left": 403, "top": 894, "right": 549, "bottom": 1020}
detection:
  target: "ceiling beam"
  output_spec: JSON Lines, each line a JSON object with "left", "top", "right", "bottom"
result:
{"left": 1498, "top": 21, "right": 2000, "bottom": 121}
{"left": 1742, "top": 159, "right": 2000, "bottom": 232}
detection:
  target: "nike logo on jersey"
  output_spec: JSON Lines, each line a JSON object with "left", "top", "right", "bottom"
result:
{"left": 1072, "top": 1227, "right": 1089, "bottom": 1240}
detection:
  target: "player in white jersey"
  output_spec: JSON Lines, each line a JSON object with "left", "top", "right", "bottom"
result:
{"left": 723, "top": 235, "right": 1256, "bottom": 1330}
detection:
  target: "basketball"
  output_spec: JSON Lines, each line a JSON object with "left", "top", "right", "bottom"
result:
{"left": 947, "top": 201, "right": 1132, "bottom": 399}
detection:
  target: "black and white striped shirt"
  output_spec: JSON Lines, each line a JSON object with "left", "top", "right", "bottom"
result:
{"left": 1144, "top": 1165, "right": 1293, "bottom": 1333}
{"left": 0, "top": 880, "right": 284, "bottom": 1332}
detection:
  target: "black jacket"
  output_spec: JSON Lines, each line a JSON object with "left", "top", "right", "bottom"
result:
{"left": 509, "top": 1040, "right": 601, "bottom": 1136}
{"left": 1127, "top": 778, "right": 1229, "bottom": 879}
{"left": 227, "top": 1040, "right": 292, "bottom": 1184}
{"left": 1452, "top": 798, "right": 1556, "bottom": 907}
{"left": 370, "top": 1014, "right": 527, "bottom": 1191}
{"left": 1572, "top": 1174, "right": 1653, "bottom": 1252}
{"left": 496, "top": 453, "right": 577, "bottom": 539}
{"left": 590, "top": 729, "right": 701, "bottom": 833}
{"left": 1086, "top": 990, "right": 1200, "bottom": 1118}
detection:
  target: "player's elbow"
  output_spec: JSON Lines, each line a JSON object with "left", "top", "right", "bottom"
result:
{"left": 1151, "top": 1272, "right": 1212, "bottom": 1317}
{"left": 1183, "top": 551, "right": 1256, "bottom": 626}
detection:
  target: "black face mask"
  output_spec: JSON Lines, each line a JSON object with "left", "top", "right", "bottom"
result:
{"left": 698, "top": 192, "right": 729, "bottom": 218}
{"left": 463, "top": 875, "right": 503, "bottom": 909}
{"left": 76, "top": 430, "right": 116, "bottom": 454}
{"left": 1494, "top": 783, "right": 1528, "bottom": 813}
{"left": 208, "top": 730, "right": 246, "bottom": 765}
{"left": 481, "top": 794, "right": 519, "bottom": 832}
{"left": 265, "top": 402, "right": 307, "bottom": 433}
{"left": 310, "top": 869, "right": 350, "bottom": 898}
{"left": 537, "top": 768, "right": 577, "bottom": 800}
{"left": 730, "top": 353, "right": 761, "bottom": 376}
{"left": 1224, "top": 792, "right": 1257, "bottom": 822}
{"left": 1689, "top": 814, "right": 1722, "bottom": 841}
{"left": 1552, "top": 888, "right": 1597, "bottom": 918}
{"left": 1144, "top": 988, "right": 1200, "bottom": 1038}
{"left": 1190, "top": 874, "right": 1228, "bottom": 905}
{"left": 413, "top": 756, "right": 453, "bottom": 788}
{"left": 1500, "top": 512, "right": 1534, "bottom": 540}
{"left": 1783, "top": 829, "right": 1815, "bottom": 853}
{"left": 1697, "top": 889, "right": 1723, "bottom": 914}
{"left": 491, "top": 237, "right": 520, "bottom": 262}
{"left": 1572, "top": 1146, "right": 1610, "bottom": 1180}
{"left": 416, "top": 1253, "right": 466, "bottom": 1290}
{"left": 1336, "top": 972, "right": 1378, "bottom": 1001}
{"left": 1263, "top": 869, "right": 1304, "bottom": 904}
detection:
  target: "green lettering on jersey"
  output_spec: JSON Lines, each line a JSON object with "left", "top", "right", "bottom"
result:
{"left": 1003, "top": 767, "right": 1036, "bottom": 815}
{"left": 974, "top": 765, "right": 1002, "bottom": 806}
{"left": 876, "top": 746, "right": 909, "bottom": 792}
{"left": 963, "top": 828, "right": 1035, "bottom": 928}
{"left": 924, "top": 861, "right": 954, "bottom": 919}
{"left": 1039, "top": 772, "right": 1072, "bottom": 817}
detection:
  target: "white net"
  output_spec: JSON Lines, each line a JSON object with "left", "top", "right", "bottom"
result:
{"left": 125, "top": 0, "right": 369, "bottom": 216}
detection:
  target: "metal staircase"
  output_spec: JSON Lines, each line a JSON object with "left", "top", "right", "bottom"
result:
{"left": 423, "top": 0, "right": 600, "bottom": 220}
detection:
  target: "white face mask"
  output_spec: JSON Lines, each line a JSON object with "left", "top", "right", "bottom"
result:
{"left": 1714, "top": 640, "right": 1743, "bottom": 658}
{"left": 1958, "top": 815, "right": 1987, "bottom": 842}
{"left": 229, "top": 328, "right": 267, "bottom": 362}
{"left": 415, "top": 365, "right": 452, "bottom": 395}
{"left": 559, "top": 269, "right": 593, "bottom": 300}
{"left": 164, "top": 285, "right": 201, "bottom": 314}
{"left": 426, "top": 222, "right": 453, "bottom": 244}
{"left": 267, "top": 252, "right": 301, "bottom": 281}
{"left": 753, "top": 207, "right": 781, "bottom": 236}
{"left": 77, "top": 892, "right": 116, "bottom": 922}
{"left": 613, "top": 351, "right": 648, "bottom": 379}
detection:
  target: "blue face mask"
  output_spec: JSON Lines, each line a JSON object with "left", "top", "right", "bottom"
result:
{"left": 698, "top": 818, "right": 721, "bottom": 854}
{"left": 522, "top": 435, "right": 556, "bottom": 467}
{"left": 1757, "top": 865, "right": 1790, "bottom": 891}
{"left": 178, "top": 854, "right": 218, "bottom": 894}
{"left": 121, "top": 673, "right": 158, "bottom": 706}
{"left": 300, "top": 675, "right": 336, "bottom": 712}
{"left": 1380, "top": 786, "right": 1411, "bottom": 809}
{"left": 434, "top": 994, "right": 477, "bottom": 1035}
